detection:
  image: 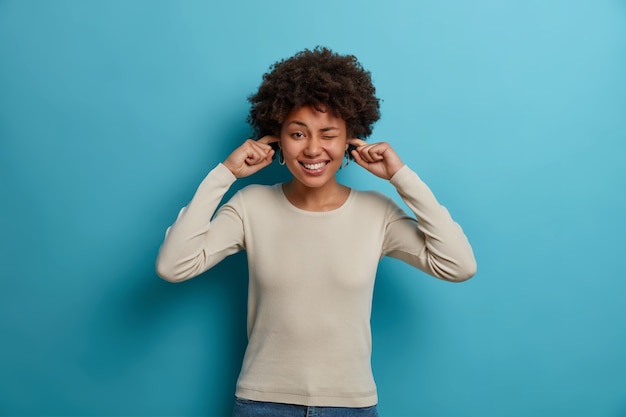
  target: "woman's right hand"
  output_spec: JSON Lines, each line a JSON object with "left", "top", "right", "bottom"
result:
{"left": 222, "top": 135, "right": 279, "bottom": 178}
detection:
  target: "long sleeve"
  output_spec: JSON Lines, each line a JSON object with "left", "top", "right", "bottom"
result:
{"left": 383, "top": 165, "right": 476, "bottom": 282}
{"left": 155, "top": 163, "right": 244, "bottom": 282}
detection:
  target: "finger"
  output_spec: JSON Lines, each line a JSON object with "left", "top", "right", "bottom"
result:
{"left": 350, "top": 140, "right": 372, "bottom": 161}
{"left": 243, "top": 145, "right": 269, "bottom": 165}
{"left": 257, "top": 140, "right": 279, "bottom": 160}
{"left": 347, "top": 138, "right": 368, "bottom": 148}
{"left": 247, "top": 154, "right": 273, "bottom": 170}
{"left": 246, "top": 148, "right": 272, "bottom": 166}
{"left": 247, "top": 140, "right": 275, "bottom": 160}
{"left": 364, "top": 143, "right": 389, "bottom": 162}
{"left": 356, "top": 145, "right": 380, "bottom": 163}
{"left": 369, "top": 144, "right": 386, "bottom": 161}
{"left": 257, "top": 135, "right": 280, "bottom": 145}
{"left": 351, "top": 149, "right": 369, "bottom": 169}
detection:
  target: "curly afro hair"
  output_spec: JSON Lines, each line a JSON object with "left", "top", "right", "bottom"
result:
{"left": 247, "top": 47, "right": 381, "bottom": 141}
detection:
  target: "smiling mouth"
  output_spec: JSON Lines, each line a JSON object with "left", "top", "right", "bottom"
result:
{"left": 300, "top": 161, "right": 329, "bottom": 170}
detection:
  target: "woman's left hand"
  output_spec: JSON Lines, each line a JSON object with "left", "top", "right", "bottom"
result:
{"left": 348, "top": 138, "right": 405, "bottom": 180}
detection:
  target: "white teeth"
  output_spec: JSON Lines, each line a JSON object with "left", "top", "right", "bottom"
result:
{"left": 303, "top": 162, "right": 326, "bottom": 170}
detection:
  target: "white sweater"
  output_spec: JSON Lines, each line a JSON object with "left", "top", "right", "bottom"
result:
{"left": 156, "top": 163, "right": 476, "bottom": 407}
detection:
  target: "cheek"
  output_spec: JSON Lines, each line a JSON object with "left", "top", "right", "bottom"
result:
{"left": 332, "top": 142, "right": 349, "bottom": 157}
{"left": 280, "top": 142, "right": 300, "bottom": 158}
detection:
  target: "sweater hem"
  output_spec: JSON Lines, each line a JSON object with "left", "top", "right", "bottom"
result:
{"left": 235, "top": 386, "right": 378, "bottom": 408}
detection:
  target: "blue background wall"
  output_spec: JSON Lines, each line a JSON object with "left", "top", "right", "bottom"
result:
{"left": 1, "top": 1, "right": 625, "bottom": 416}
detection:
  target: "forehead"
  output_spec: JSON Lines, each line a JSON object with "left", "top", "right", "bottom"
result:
{"left": 283, "top": 105, "right": 346, "bottom": 129}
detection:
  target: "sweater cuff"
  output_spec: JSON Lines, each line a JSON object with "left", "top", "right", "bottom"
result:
{"left": 210, "top": 163, "right": 237, "bottom": 185}
{"left": 192, "top": 163, "right": 237, "bottom": 198}
{"left": 389, "top": 165, "right": 420, "bottom": 187}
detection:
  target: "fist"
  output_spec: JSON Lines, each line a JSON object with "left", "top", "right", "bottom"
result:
{"left": 223, "top": 135, "right": 279, "bottom": 178}
{"left": 348, "top": 138, "right": 404, "bottom": 180}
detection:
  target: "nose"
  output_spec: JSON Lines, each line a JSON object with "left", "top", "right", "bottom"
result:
{"left": 303, "top": 137, "right": 322, "bottom": 156}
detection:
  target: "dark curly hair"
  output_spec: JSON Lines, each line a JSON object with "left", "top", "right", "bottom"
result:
{"left": 247, "top": 47, "right": 381, "bottom": 141}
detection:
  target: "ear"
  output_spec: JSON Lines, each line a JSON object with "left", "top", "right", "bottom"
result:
{"left": 276, "top": 131, "right": 283, "bottom": 148}
{"left": 267, "top": 141, "right": 281, "bottom": 153}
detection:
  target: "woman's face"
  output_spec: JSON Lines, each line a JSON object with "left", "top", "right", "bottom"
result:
{"left": 279, "top": 105, "right": 348, "bottom": 190}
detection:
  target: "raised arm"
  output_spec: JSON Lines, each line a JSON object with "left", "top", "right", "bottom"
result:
{"left": 385, "top": 166, "right": 476, "bottom": 282}
{"left": 156, "top": 136, "right": 278, "bottom": 282}
{"left": 349, "top": 138, "right": 476, "bottom": 282}
{"left": 155, "top": 164, "right": 243, "bottom": 282}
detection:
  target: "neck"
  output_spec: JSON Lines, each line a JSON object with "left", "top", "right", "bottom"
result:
{"left": 283, "top": 179, "right": 350, "bottom": 212}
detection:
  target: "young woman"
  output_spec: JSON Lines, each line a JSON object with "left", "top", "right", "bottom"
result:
{"left": 156, "top": 47, "right": 476, "bottom": 417}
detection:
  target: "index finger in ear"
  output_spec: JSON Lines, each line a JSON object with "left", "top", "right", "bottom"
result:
{"left": 257, "top": 135, "right": 280, "bottom": 145}
{"left": 347, "top": 138, "right": 368, "bottom": 147}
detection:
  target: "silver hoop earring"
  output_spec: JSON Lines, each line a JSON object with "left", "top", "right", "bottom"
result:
{"left": 341, "top": 150, "right": 350, "bottom": 168}
{"left": 278, "top": 149, "right": 285, "bottom": 165}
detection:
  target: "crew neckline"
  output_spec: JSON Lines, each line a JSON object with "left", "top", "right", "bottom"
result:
{"left": 274, "top": 184, "right": 356, "bottom": 216}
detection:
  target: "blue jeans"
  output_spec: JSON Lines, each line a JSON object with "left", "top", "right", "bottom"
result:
{"left": 232, "top": 397, "right": 379, "bottom": 417}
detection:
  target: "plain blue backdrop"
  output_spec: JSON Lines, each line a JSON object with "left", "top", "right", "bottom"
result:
{"left": 1, "top": 0, "right": 625, "bottom": 416}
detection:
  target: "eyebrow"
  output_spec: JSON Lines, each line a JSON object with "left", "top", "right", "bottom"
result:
{"left": 287, "top": 120, "right": 340, "bottom": 132}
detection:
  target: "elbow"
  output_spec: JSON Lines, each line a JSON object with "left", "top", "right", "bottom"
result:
{"left": 448, "top": 256, "right": 477, "bottom": 283}
{"left": 155, "top": 259, "right": 187, "bottom": 283}
{"left": 156, "top": 249, "right": 214, "bottom": 283}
